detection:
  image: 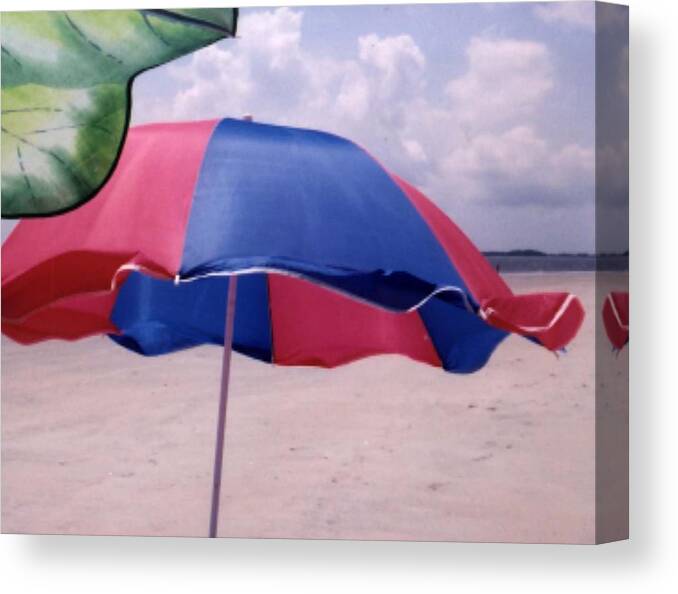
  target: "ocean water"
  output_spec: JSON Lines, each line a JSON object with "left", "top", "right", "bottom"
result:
{"left": 484, "top": 255, "right": 629, "bottom": 273}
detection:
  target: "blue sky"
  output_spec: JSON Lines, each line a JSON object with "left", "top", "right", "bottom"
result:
{"left": 3, "top": 2, "right": 629, "bottom": 252}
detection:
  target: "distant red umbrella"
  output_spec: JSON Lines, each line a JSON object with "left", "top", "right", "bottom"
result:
{"left": 602, "top": 292, "right": 629, "bottom": 350}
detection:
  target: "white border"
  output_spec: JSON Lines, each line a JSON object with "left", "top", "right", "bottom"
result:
{"left": 5, "top": 1, "right": 678, "bottom": 594}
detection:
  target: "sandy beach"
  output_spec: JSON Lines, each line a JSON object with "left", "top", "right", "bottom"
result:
{"left": 1, "top": 272, "right": 627, "bottom": 542}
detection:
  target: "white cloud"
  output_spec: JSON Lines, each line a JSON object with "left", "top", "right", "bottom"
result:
{"left": 534, "top": 2, "right": 595, "bottom": 31}
{"left": 139, "top": 8, "right": 315, "bottom": 123}
{"left": 445, "top": 126, "right": 549, "bottom": 179}
{"left": 401, "top": 138, "right": 428, "bottom": 163}
{"left": 334, "top": 65, "right": 371, "bottom": 120}
{"left": 428, "top": 126, "right": 593, "bottom": 204}
{"left": 423, "top": 36, "right": 591, "bottom": 207}
{"left": 131, "top": 7, "right": 595, "bottom": 249}
{"left": 144, "top": 9, "right": 427, "bottom": 137}
{"left": 242, "top": 6, "right": 303, "bottom": 70}
{"left": 446, "top": 37, "right": 554, "bottom": 130}
{"left": 358, "top": 33, "right": 426, "bottom": 99}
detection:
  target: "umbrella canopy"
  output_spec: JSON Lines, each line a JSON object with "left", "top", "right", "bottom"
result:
{"left": 602, "top": 291, "right": 629, "bottom": 350}
{"left": 2, "top": 118, "right": 584, "bottom": 373}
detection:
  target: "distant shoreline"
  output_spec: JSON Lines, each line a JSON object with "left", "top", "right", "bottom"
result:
{"left": 484, "top": 253, "right": 628, "bottom": 273}
{"left": 482, "top": 250, "right": 629, "bottom": 258}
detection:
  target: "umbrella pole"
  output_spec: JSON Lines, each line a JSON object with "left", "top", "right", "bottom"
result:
{"left": 208, "top": 276, "right": 238, "bottom": 538}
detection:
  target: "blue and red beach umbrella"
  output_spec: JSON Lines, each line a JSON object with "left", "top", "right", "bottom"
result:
{"left": 2, "top": 117, "right": 586, "bottom": 536}
{"left": 2, "top": 117, "right": 584, "bottom": 373}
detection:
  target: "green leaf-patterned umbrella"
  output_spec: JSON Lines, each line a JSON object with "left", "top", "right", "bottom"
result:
{"left": 1, "top": 8, "right": 238, "bottom": 218}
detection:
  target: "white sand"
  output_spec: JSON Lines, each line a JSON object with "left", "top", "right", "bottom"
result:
{"left": 1, "top": 272, "right": 627, "bottom": 542}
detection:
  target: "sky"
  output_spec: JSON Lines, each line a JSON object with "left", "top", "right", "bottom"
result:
{"left": 2, "top": 2, "right": 629, "bottom": 252}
